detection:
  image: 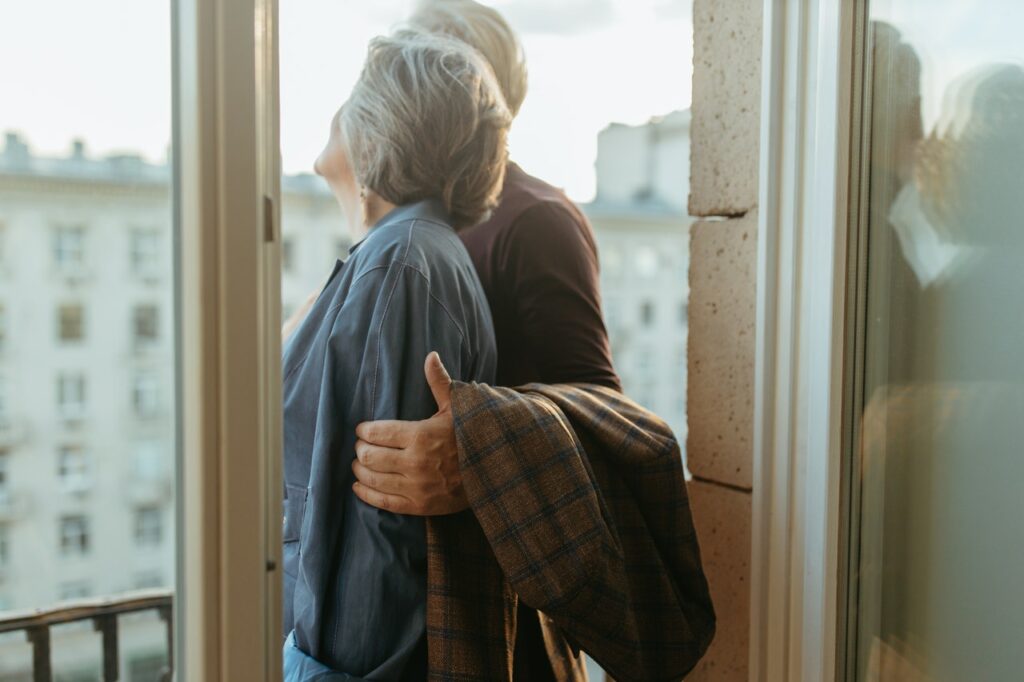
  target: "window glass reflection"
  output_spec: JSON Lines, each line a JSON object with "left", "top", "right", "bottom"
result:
{"left": 854, "top": 2, "right": 1024, "bottom": 679}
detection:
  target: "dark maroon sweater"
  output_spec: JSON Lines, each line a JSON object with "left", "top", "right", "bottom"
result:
{"left": 458, "top": 163, "right": 621, "bottom": 681}
{"left": 460, "top": 163, "right": 621, "bottom": 392}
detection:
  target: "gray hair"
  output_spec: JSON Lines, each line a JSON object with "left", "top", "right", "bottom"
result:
{"left": 409, "top": 0, "right": 528, "bottom": 117}
{"left": 340, "top": 30, "right": 512, "bottom": 230}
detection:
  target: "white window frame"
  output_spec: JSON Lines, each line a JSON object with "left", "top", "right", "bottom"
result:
{"left": 134, "top": 506, "right": 164, "bottom": 546}
{"left": 751, "top": 0, "right": 861, "bottom": 680}
{"left": 174, "top": 0, "right": 281, "bottom": 678}
{"left": 0, "top": 451, "right": 9, "bottom": 503}
{"left": 58, "top": 302, "right": 86, "bottom": 343}
{"left": 0, "top": 375, "right": 8, "bottom": 423}
{"left": 58, "top": 444, "right": 91, "bottom": 493}
{"left": 59, "top": 515, "right": 90, "bottom": 557}
{"left": 53, "top": 226, "right": 85, "bottom": 270}
{"left": 0, "top": 522, "right": 9, "bottom": 568}
{"left": 131, "top": 228, "right": 162, "bottom": 277}
{"left": 133, "top": 303, "right": 160, "bottom": 346}
{"left": 132, "top": 372, "right": 161, "bottom": 419}
{"left": 57, "top": 372, "right": 87, "bottom": 421}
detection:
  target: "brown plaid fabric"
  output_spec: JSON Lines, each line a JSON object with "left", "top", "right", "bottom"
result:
{"left": 425, "top": 382, "right": 715, "bottom": 682}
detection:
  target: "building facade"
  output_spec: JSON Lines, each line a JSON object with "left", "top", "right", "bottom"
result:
{"left": 0, "top": 112, "right": 692, "bottom": 678}
{"left": 0, "top": 135, "right": 342, "bottom": 680}
{"left": 585, "top": 110, "right": 692, "bottom": 446}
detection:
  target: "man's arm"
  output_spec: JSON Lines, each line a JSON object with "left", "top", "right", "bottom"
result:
{"left": 504, "top": 201, "right": 620, "bottom": 389}
{"left": 354, "top": 203, "right": 623, "bottom": 513}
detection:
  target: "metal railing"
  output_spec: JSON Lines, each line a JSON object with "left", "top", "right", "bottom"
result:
{"left": 0, "top": 589, "right": 173, "bottom": 682}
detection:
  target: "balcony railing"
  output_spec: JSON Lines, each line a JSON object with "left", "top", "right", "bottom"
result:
{"left": 0, "top": 589, "right": 173, "bottom": 682}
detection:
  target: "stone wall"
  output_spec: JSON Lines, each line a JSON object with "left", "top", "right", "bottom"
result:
{"left": 686, "top": 0, "right": 762, "bottom": 679}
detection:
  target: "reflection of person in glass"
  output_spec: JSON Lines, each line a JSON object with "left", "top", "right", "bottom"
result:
{"left": 280, "top": 31, "right": 508, "bottom": 680}
{"left": 860, "top": 51, "right": 1024, "bottom": 681}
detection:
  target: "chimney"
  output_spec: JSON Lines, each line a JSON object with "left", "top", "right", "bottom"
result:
{"left": 2, "top": 132, "right": 30, "bottom": 167}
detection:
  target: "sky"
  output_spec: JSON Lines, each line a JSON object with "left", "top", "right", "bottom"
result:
{"left": 0, "top": 0, "right": 694, "bottom": 202}
{"left": 4, "top": 1, "right": 1019, "bottom": 202}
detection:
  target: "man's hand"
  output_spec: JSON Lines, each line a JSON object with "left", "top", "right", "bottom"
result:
{"left": 352, "top": 352, "right": 468, "bottom": 516}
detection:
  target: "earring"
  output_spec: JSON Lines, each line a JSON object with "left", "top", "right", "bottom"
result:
{"left": 360, "top": 186, "right": 369, "bottom": 226}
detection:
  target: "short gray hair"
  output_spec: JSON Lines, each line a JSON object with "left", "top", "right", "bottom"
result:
{"left": 340, "top": 30, "right": 512, "bottom": 230}
{"left": 409, "top": 0, "right": 528, "bottom": 118}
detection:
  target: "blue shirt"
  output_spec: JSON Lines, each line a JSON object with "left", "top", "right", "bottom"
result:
{"left": 282, "top": 199, "right": 497, "bottom": 680}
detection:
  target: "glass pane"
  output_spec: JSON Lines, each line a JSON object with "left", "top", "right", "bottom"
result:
{"left": 853, "top": 2, "right": 1024, "bottom": 679}
{"left": 0, "top": 2, "right": 176, "bottom": 679}
{"left": 279, "top": 2, "right": 693, "bottom": 679}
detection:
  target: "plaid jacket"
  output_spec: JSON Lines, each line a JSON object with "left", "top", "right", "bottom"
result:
{"left": 424, "top": 382, "right": 715, "bottom": 682}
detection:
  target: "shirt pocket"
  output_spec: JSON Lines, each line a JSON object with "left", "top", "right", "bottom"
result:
{"left": 283, "top": 484, "right": 309, "bottom": 545}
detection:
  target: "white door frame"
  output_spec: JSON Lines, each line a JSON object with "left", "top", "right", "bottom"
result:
{"left": 750, "top": 0, "right": 861, "bottom": 680}
{"left": 173, "top": 0, "right": 282, "bottom": 677}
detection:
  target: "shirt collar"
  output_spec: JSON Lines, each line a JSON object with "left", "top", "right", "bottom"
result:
{"left": 348, "top": 198, "right": 452, "bottom": 255}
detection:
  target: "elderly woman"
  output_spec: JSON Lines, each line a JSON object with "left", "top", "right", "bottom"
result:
{"left": 280, "top": 31, "right": 509, "bottom": 680}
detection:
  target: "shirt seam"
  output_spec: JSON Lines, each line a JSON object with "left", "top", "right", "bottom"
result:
{"left": 369, "top": 260, "right": 469, "bottom": 421}
{"left": 400, "top": 263, "right": 469, "bottom": 344}
{"left": 320, "top": 265, "right": 391, "bottom": 319}
{"left": 369, "top": 265, "right": 405, "bottom": 422}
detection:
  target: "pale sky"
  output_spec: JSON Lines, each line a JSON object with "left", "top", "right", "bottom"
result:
{"left": 0, "top": 0, "right": 694, "bottom": 202}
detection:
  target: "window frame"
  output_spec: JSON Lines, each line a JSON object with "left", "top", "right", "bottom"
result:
{"left": 173, "top": 0, "right": 282, "bottom": 678}
{"left": 751, "top": 0, "right": 863, "bottom": 680}
{"left": 58, "top": 514, "right": 91, "bottom": 557}
{"left": 134, "top": 506, "right": 165, "bottom": 547}
{"left": 58, "top": 303, "right": 86, "bottom": 343}
{"left": 133, "top": 303, "right": 161, "bottom": 346}
{"left": 57, "top": 444, "right": 91, "bottom": 493}
{"left": 53, "top": 225, "right": 86, "bottom": 270}
{"left": 57, "top": 372, "right": 87, "bottom": 421}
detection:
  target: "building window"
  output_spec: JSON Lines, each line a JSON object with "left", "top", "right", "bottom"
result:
{"left": 679, "top": 301, "right": 688, "bottom": 326}
{"left": 58, "top": 581, "right": 92, "bottom": 601}
{"left": 0, "top": 450, "right": 8, "bottom": 502}
{"left": 59, "top": 515, "right": 90, "bottom": 556}
{"left": 58, "top": 303, "right": 85, "bottom": 342}
{"left": 132, "top": 304, "right": 159, "bottom": 345}
{"left": 0, "top": 523, "right": 8, "bottom": 568}
{"left": 130, "top": 229, "right": 161, "bottom": 276}
{"left": 132, "top": 373, "right": 160, "bottom": 419}
{"left": 57, "top": 372, "right": 86, "bottom": 420}
{"left": 58, "top": 445, "right": 90, "bottom": 492}
{"left": 640, "top": 300, "right": 656, "bottom": 326}
{"left": 134, "top": 507, "right": 163, "bottom": 546}
{"left": 0, "top": 303, "right": 7, "bottom": 349}
{"left": 282, "top": 237, "right": 295, "bottom": 273}
{"left": 53, "top": 226, "right": 85, "bottom": 269}
{"left": 0, "top": 378, "right": 7, "bottom": 423}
